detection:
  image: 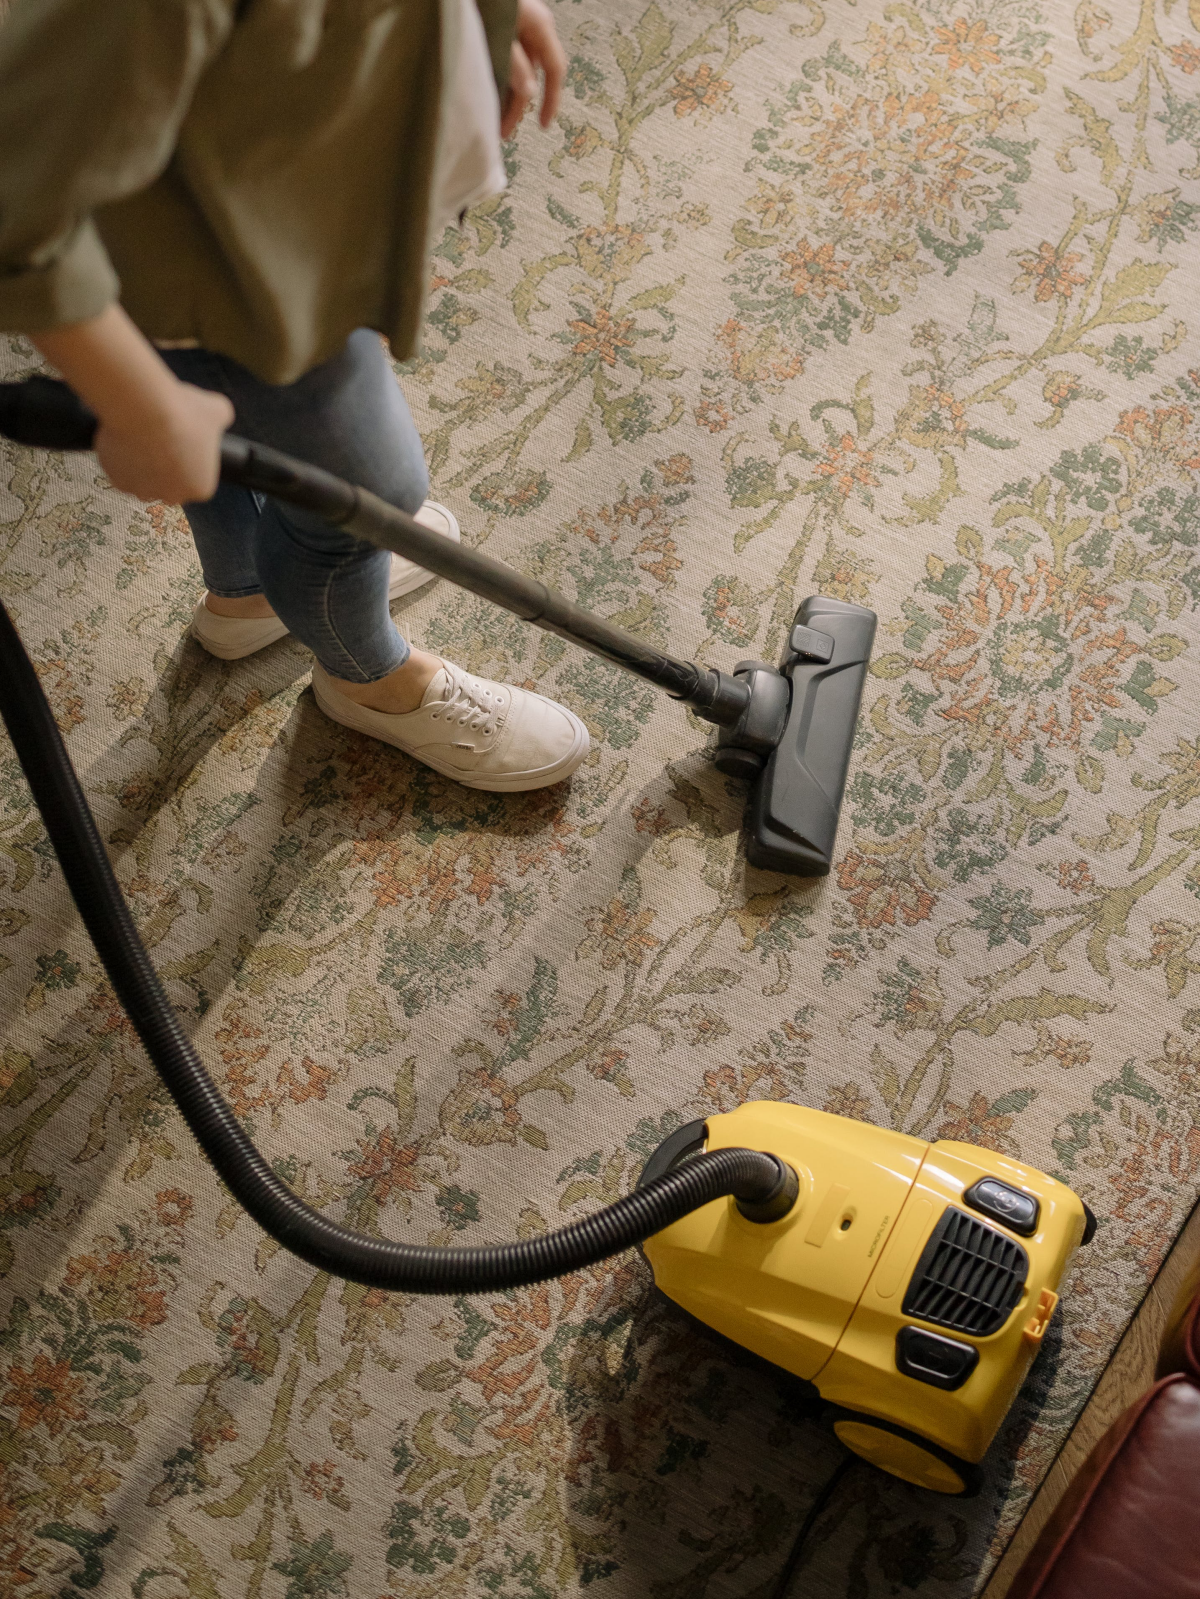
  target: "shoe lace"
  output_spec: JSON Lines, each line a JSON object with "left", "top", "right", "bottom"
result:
{"left": 430, "top": 669, "right": 498, "bottom": 736}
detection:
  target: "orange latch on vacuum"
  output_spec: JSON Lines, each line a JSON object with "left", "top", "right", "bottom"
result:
{"left": 1023, "top": 1287, "right": 1058, "bottom": 1345}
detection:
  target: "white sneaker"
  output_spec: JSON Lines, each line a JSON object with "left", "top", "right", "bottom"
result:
{"left": 191, "top": 499, "right": 461, "bottom": 660}
{"left": 310, "top": 658, "right": 590, "bottom": 792}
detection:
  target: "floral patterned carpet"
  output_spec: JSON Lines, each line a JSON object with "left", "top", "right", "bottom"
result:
{"left": 5, "top": 0, "right": 1200, "bottom": 1594}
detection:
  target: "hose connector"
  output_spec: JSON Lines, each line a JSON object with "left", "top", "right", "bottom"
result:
{"left": 684, "top": 667, "right": 753, "bottom": 727}
{"left": 735, "top": 1156, "right": 800, "bottom": 1223}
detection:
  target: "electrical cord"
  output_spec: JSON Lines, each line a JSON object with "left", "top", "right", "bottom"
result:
{"left": 768, "top": 1454, "right": 857, "bottom": 1599}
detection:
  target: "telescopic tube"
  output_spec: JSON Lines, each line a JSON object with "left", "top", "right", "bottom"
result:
{"left": 217, "top": 436, "right": 750, "bottom": 724}
{"left": 0, "top": 382, "right": 750, "bottom": 725}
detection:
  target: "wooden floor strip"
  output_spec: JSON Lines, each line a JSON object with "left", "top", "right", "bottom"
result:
{"left": 983, "top": 1197, "right": 1200, "bottom": 1597}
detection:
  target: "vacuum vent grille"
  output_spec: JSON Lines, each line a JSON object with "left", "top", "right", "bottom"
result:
{"left": 901, "top": 1207, "right": 1028, "bottom": 1337}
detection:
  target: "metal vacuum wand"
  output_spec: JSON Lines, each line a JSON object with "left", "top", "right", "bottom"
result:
{"left": 0, "top": 377, "right": 749, "bottom": 724}
{"left": 0, "top": 375, "right": 877, "bottom": 876}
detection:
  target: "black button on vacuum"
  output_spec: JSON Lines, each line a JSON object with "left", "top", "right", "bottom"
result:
{"left": 963, "top": 1177, "right": 1039, "bottom": 1237}
{"left": 895, "top": 1326, "right": 979, "bottom": 1391}
{"left": 787, "top": 623, "right": 834, "bottom": 663}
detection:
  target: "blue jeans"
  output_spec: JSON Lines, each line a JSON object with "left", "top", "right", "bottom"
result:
{"left": 162, "top": 330, "right": 428, "bottom": 682}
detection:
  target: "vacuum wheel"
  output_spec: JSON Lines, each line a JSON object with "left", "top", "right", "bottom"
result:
{"left": 823, "top": 1406, "right": 983, "bottom": 1497}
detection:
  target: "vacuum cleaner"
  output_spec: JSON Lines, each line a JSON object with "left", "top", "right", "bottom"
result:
{"left": 0, "top": 376, "right": 1092, "bottom": 1502}
{"left": 639, "top": 1104, "right": 1093, "bottom": 1495}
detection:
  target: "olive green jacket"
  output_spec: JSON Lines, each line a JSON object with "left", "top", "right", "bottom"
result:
{"left": 0, "top": 0, "right": 517, "bottom": 381}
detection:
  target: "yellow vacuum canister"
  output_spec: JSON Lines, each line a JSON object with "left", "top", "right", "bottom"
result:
{"left": 640, "top": 1102, "right": 1094, "bottom": 1495}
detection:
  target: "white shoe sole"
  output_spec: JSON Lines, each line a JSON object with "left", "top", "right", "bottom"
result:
{"left": 310, "top": 668, "right": 590, "bottom": 793}
{"left": 192, "top": 500, "right": 460, "bottom": 660}
{"left": 190, "top": 613, "right": 290, "bottom": 659}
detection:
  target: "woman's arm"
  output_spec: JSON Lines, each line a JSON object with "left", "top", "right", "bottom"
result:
{"left": 0, "top": 0, "right": 237, "bottom": 499}
{"left": 31, "top": 304, "right": 232, "bottom": 504}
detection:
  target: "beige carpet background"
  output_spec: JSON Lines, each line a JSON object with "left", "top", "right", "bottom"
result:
{"left": 4, "top": 0, "right": 1200, "bottom": 1594}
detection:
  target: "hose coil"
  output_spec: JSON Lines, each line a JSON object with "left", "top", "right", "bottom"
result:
{"left": 0, "top": 600, "right": 782, "bottom": 1292}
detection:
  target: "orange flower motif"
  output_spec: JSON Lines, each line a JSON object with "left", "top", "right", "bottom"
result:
{"left": 864, "top": 22, "right": 926, "bottom": 76}
{"left": 897, "top": 383, "right": 970, "bottom": 449}
{"left": 744, "top": 181, "right": 799, "bottom": 233}
{"left": 217, "top": 1302, "right": 276, "bottom": 1383}
{"left": 1075, "top": 1, "right": 1111, "bottom": 42}
{"left": 655, "top": 453, "right": 694, "bottom": 486}
{"left": 1150, "top": 1034, "right": 1200, "bottom": 1097}
{"left": 0, "top": 1462, "right": 37, "bottom": 1585}
{"left": 1013, "top": 241, "right": 1088, "bottom": 303}
{"left": 1169, "top": 42, "right": 1200, "bottom": 74}
{"left": 277, "top": 1055, "right": 334, "bottom": 1106}
{"left": 836, "top": 851, "right": 936, "bottom": 929}
{"left": 1057, "top": 859, "right": 1095, "bottom": 895}
{"left": 565, "top": 124, "right": 601, "bottom": 160}
{"left": 814, "top": 548, "right": 877, "bottom": 606}
{"left": 669, "top": 62, "right": 732, "bottom": 118}
{"left": 487, "top": 473, "right": 551, "bottom": 516}
{"left": 1046, "top": 1034, "right": 1092, "bottom": 1069}
{"left": 442, "top": 1068, "right": 525, "bottom": 1147}
{"left": 489, "top": 992, "right": 524, "bottom": 1038}
{"left": 194, "top": 1401, "right": 239, "bottom": 1453}
{"left": 823, "top": 1083, "right": 873, "bottom": 1121}
{"left": 580, "top": 897, "right": 661, "bottom": 969}
{"left": 777, "top": 239, "right": 850, "bottom": 301}
{"left": 933, "top": 16, "right": 1001, "bottom": 74}
{"left": 588, "top": 1047, "right": 630, "bottom": 1086}
{"left": 1043, "top": 373, "right": 1084, "bottom": 410}
{"left": 1114, "top": 404, "right": 1200, "bottom": 469}
{"left": 215, "top": 1007, "right": 271, "bottom": 1117}
{"left": 964, "top": 74, "right": 1039, "bottom": 134}
{"left": 1107, "top": 1125, "right": 1200, "bottom": 1269}
{"left": 301, "top": 1460, "right": 346, "bottom": 1502}
{"left": 347, "top": 1127, "right": 420, "bottom": 1204}
{"left": 144, "top": 501, "right": 188, "bottom": 544}
{"left": 83, "top": 987, "right": 135, "bottom": 1039}
{"left": 636, "top": 527, "right": 683, "bottom": 587}
{"left": 812, "top": 433, "right": 880, "bottom": 499}
{"left": 32, "top": 658, "right": 85, "bottom": 734}
{"left": 935, "top": 1091, "right": 1017, "bottom": 1154}
{"left": 799, "top": 91, "right": 975, "bottom": 226}
{"left": 695, "top": 398, "right": 733, "bottom": 433}
{"left": 371, "top": 866, "right": 411, "bottom": 909}
{"left": 631, "top": 796, "right": 670, "bottom": 835}
{"left": 65, "top": 1247, "right": 168, "bottom": 1329}
{"left": 569, "top": 306, "right": 635, "bottom": 366}
{"left": 2, "top": 1354, "right": 88, "bottom": 1435}
{"left": 155, "top": 1188, "right": 193, "bottom": 1228}
{"left": 706, "top": 581, "right": 756, "bottom": 644}
{"left": 700, "top": 1061, "right": 797, "bottom": 1113}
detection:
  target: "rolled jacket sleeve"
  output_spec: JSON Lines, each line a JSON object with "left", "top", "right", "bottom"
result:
{"left": 0, "top": 218, "right": 120, "bottom": 331}
{"left": 0, "top": 0, "right": 234, "bottom": 333}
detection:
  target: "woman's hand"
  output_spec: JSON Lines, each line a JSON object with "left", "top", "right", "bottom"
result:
{"left": 95, "top": 384, "right": 233, "bottom": 504}
{"left": 501, "top": 0, "right": 566, "bottom": 138}
{"left": 31, "top": 302, "right": 233, "bottom": 504}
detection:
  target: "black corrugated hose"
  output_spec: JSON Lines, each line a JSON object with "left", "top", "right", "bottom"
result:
{"left": 0, "top": 389, "right": 789, "bottom": 1292}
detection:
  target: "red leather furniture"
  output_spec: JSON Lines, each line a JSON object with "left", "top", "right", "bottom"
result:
{"left": 1007, "top": 1259, "right": 1200, "bottom": 1599}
